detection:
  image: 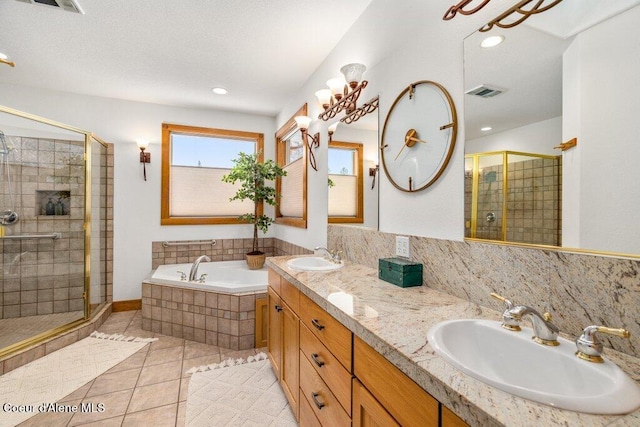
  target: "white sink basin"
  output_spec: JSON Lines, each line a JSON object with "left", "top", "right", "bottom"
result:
{"left": 427, "top": 319, "right": 640, "bottom": 414}
{"left": 286, "top": 256, "right": 344, "bottom": 271}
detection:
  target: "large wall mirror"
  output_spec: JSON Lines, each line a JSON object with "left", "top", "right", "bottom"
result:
{"left": 464, "top": 0, "right": 640, "bottom": 255}
{"left": 326, "top": 109, "right": 379, "bottom": 229}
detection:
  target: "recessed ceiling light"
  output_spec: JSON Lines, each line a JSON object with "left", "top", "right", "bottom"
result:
{"left": 481, "top": 126, "right": 492, "bottom": 132}
{"left": 480, "top": 35, "right": 504, "bottom": 48}
{"left": 0, "top": 52, "right": 8, "bottom": 60}
{"left": 212, "top": 87, "right": 228, "bottom": 95}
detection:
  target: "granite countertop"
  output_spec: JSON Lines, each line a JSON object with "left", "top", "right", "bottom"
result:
{"left": 266, "top": 255, "right": 640, "bottom": 427}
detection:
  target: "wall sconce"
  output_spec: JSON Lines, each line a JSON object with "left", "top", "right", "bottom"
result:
{"left": 327, "top": 122, "right": 339, "bottom": 143}
{"left": 316, "top": 63, "right": 379, "bottom": 125}
{"left": 293, "top": 116, "right": 320, "bottom": 171}
{"left": 369, "top": 164, "right": 379, "bottom": 190}
{"left": 136, "top": 139, "right": 151, "bottom": 181}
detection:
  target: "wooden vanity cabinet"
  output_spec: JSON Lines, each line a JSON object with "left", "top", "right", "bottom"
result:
{"left": 267, "top": 272, "right": 300, "bottom": 419}
{"left": 267, "top": 268, "right": 469, "bottom": 427}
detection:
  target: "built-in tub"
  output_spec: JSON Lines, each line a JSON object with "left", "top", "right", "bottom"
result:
{"left": 150, "top": 260, "right": 268, "bottom": 293}
{"left": 141, "top": 260, "right": 268, "bottom": 350}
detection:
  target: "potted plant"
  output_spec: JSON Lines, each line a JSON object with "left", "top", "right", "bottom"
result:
{"left": 222, "top": 151, "right": 286, "bottom": 269}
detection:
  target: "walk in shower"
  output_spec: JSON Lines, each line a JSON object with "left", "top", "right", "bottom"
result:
{"left": 0, "top": 105, "right": 111, "bottom": 357}
{"left": 465, "top": 151, "right": 562, "bottom": 246}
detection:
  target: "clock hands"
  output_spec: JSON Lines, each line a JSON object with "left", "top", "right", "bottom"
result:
{"left": 394, "top": 129, "right": 426, "bottom": 161}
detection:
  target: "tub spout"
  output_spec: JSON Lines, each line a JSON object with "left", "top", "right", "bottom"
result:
{"left": 189, "top": 255, "right": 211, "bottom": 281}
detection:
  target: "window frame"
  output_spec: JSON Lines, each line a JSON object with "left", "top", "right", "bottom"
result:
{"left": 328, "top": 140, "right": 364, "bottom": 224}
{"left": 161, "top": 122, "right": 264, "bottom": 225}
{"left": 275, "top": 104, "right": 308, "bottom": 228}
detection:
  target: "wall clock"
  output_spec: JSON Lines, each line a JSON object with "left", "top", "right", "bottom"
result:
{"left": 380, "top": 80, "right": 458, "bottom": 192}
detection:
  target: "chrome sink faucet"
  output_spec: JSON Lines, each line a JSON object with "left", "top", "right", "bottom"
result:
{"left": 189, "top": 255, "right": 211, "bottom": 281}
{"left": 491, "top": 293, "right": 560, "bottom": 346}
{"left": 314, "top": 246, "right": 343, "bottom": 264}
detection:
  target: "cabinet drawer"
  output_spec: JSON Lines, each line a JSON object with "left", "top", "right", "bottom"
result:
{"left": 300, "top": 323, "right": 352, "bottom": 415}
{"left": 300, "top": 351, "right": 351, "bottom": 427}
{"left": 299, "top": 389, "right": 322, "bottom": 427}
{"left": 280, "top": 278, "right": 300, "bottom": 313}
{"left": 299, "top": 293, "right": 352, "bottom": 371}
{"left": 354, "top": 336, "right": 438, "bottom": 427}
{"left": 268, "top": 268, "right": 281, "bottom": 294}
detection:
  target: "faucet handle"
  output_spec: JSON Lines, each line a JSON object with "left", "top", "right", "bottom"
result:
{"left": 576, "top": 325, "right": 631, "bottom": 363}
{"left": 177, "top": 270, "right": 187, "bottom": 281}
{"left": 490, "top": 293, "right": 521, "bottom": 331}
{"left": 490, "top": 292, "right": 514, "bottom": 309}
{"left": 198, "top": 273, "right": 208, "bottom": 283}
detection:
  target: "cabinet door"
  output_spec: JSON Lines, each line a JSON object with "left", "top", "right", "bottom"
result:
{"left": 281, "top": 300, "right": 300, "bottom": 419}
{"left": 267, "top": 287, "right": 283, "bottom": 380}
{"left": 441, "top": 405, "right": 469, "bottom": 427}
{"left": 353, "top": 378, "right": 399, "bottom": 427}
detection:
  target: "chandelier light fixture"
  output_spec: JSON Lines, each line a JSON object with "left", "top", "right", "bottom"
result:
{"left": 293, "top": 116, "right": 320, "bottom": 171}
{"left": 316, "top": 63, "right": 379, "bottom": 125}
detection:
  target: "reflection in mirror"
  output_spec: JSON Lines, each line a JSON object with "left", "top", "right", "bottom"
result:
{"left": 326, "top": 109, "right": 379, "bottom": 229}
{"left": 276, "top": 104, "right": 308, "bottom": 228}
{"left": 463, "top": 1, "right": 640, "bottom": 255}
{"left": 328, "top": 141, "right": 363, "bottom": 223}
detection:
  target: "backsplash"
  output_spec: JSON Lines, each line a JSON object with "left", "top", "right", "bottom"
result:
{"left": 328, "top": 225, "right": 640, "bottom": 358}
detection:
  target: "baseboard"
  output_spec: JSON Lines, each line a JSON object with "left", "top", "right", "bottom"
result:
{"left": 112, "top": 299, "right": 142, "bottom": 312}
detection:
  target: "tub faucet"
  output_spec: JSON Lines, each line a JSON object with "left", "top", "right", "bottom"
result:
{"left": 314, "top": 246, "right": 342, "bottom": 263}
{"left": 491, "top": 293, "right": 559, "bottom": 346}
{"left": 189, "top": 255, "right": 211, "bottom": 281}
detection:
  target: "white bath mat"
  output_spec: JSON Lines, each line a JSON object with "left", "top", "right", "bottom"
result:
{"left": 0, "top": 333, "right": 153, "bottom": 427}
{"left": 186, "top": 357, "right": 296, "bottom": 427}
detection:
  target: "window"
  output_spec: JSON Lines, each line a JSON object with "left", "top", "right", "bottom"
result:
{"left": 328, "top": 140, "right": 363, "bottom": 223}
{"left": 161, "top": 123, "right": 264, "bottom": 225}
{"left": 275, "top": 105, "right": 308, "bottom": 228}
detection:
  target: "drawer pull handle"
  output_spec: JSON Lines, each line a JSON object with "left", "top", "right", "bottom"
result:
{"left": 311, "top": 392, "right": 325, "bottom": 410}
{"left": 274, "top": 304, "right": 283, "bottom": 312}
{"left": 311, "top": 319, "right": 325, "bottom": 331}
{"left": 311, "top": 353, "right": 325, "bottom": 367}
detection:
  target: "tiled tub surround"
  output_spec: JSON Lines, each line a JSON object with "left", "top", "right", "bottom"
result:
{"left": 151, "top": 237, "right": 311, "bottom": 270}
{"left": 141, "top": 282, "right": 266, "bottom": 350}
{"left": 329, "top": 225, "right": 640, "bottom": 360}
{"left": 267, "top": 256, "right": 640, "bottom": 426}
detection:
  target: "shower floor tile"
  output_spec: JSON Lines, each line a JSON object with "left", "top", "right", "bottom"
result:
{"left": 0, "top": 311, "right": 83, "bottom": 349}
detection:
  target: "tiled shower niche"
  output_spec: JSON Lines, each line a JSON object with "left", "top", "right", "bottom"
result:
{"left": 0, "top": 136, "right": 86, "bottom": 319}
{"left": 37, "top": 190, "right": 71, "bottom": 216}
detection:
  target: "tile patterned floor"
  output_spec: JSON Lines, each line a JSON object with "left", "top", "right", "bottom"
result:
{"left": 0, "top": 311, "right": 84, "bottom": 349}
{"left": 16, "top": 310, "right": 265, "bottom": 427}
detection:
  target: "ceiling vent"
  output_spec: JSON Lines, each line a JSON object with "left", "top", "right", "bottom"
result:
{"left": 15, "top": 0, "right": 84, "bottom": 14}
{"left": 465, "top": 84, "right": 505, "bottom": 98}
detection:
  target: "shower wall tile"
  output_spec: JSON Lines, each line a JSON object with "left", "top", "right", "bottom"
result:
{"left": 1, "top": 136, "right": 114, "bottom": 319}
{"left": 328, "top": 224, "right": 640, "bottom": 359}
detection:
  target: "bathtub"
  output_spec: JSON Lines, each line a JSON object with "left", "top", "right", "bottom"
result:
{"left": 149, "top": 260, "right": 267, "bottom": 293}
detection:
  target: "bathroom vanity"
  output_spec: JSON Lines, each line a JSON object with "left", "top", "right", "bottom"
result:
{"left": 266, "top": 256, "right": 640, "bottom": 426}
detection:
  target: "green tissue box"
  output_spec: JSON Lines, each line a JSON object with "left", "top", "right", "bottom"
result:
{"left": 378, "top": 257, "right": 423, "bottom": 288}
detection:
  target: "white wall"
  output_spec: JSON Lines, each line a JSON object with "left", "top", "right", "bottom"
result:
{"left": 466, "top": 117, "right": 562, "bottom": 156}
{"left": 0, "top": 83, "right": 276, "bottom": 300}
{"left": 276, "top": 1, "right": 509, "bottom": 243}
{"left": 563, "top": 6, "right": 640, "bottom": 254}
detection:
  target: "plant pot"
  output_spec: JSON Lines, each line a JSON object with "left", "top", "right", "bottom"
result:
{"left": 246, "top": 252, "right": 266, "bottom": 270}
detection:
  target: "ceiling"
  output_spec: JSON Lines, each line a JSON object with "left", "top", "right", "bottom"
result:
{"left": 464, "top": 0, "right": 640, "bottom": 141}
{"left": 0, "top": 0, "right": 373, "bottom": 116}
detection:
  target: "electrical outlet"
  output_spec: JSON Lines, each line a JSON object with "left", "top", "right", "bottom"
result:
{"left": 395, "top": 236, "right": 410, "bottom": 258}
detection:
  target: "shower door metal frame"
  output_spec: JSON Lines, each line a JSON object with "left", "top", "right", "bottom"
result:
{"left": 0, "top": 104, "right": 109, "bottom": 358}
{"left": 465, "top": 150, "right": 560, "bottom": 243}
